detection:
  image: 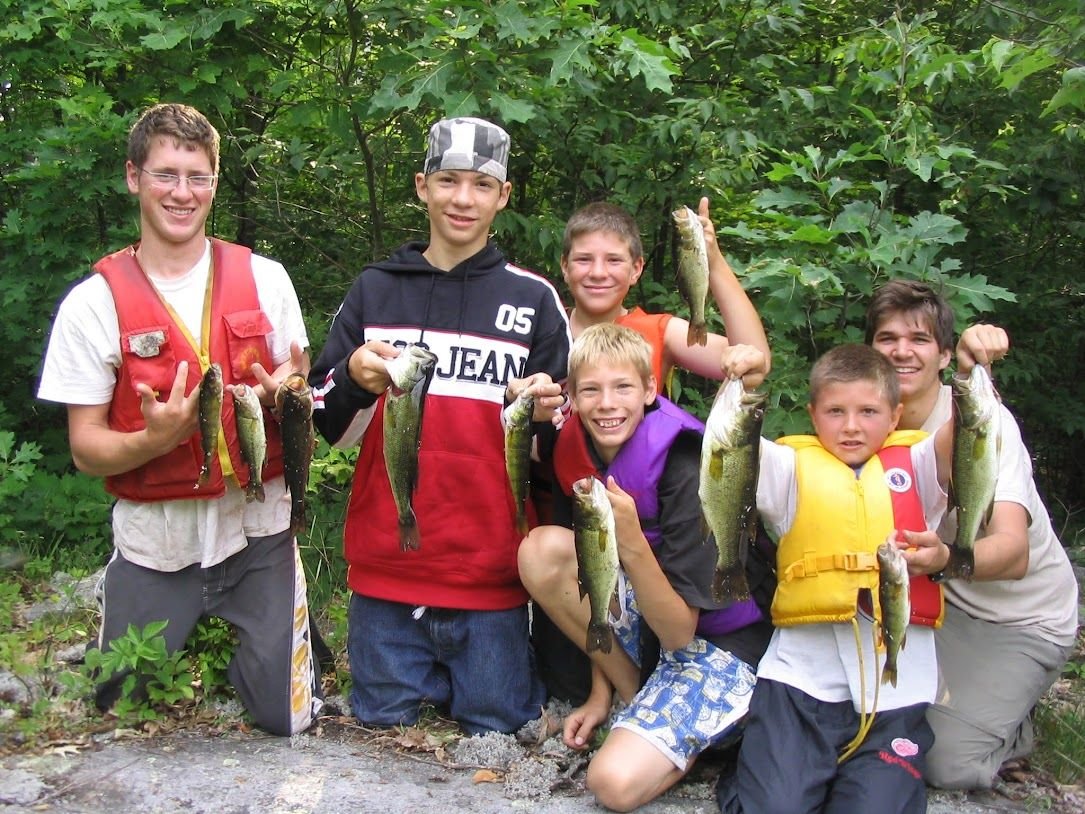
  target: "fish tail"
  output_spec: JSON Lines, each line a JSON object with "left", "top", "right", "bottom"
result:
{"left": 399, "top": 511, "right": 421, "bottom": 551}
{"left": 687, "top": 320, "right": 708, "bottom": 347}
{"left": 944, "top": 545, "right": 975, "bottom": 581}
{"left": 585, "top": 622, "right": 612, "bottom": 654}
{"left": 712, "top": 563, "right": 751, "bottom": 605}
{"left": 290, "top": 497, "right": 306, "bottom": 535}
{"left": 881, "top": 660, "right": 898, "bottom": 688}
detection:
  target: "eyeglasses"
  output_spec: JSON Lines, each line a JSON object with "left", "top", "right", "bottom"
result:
{"left": 138, "top": 168, "right": 218, "bottom": 191}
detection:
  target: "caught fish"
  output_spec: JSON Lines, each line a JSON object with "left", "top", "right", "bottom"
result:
{"left": 672, "top": 205, "right": 710, "bottom": 347}
{"left": 384, "top": 344, "right": 438, "bottom": 551}
{"left": 196, "top": 363, "right": 223, "bottom": 487}
{"left": 504, "top": 389, "right": 535, "bottom": 537}
{"left": 699, "top": 377, "right": 766, "bottom": 605}
{"left": 230, "top": 383, "right": 267, "bottom": 502}
{"left": 573, "top": 476, "right": 620, "bottom": 654}
{"left": 276, "top": 373, "right": 315, "bottom": 535}
{"left": 946, "top": 365, "right": 1002, "bottom": 581}
{"left": 877, "top": 538, "right": 910, "bottom": 687}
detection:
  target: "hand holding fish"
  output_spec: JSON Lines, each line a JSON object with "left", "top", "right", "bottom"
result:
{"left": 506, "top": 372, "right": 565, "bottom": 423}
{"left": 602, "top": 476, "right": 648, "bottom": 561}
{"left": 956, "top": 324, "right": 1009, "bottom": 374}
{"left": 136, "top": 360, "right": 200, "bottom": 453}
{"left": 894, "top": 528, "right": 951, "bottom": 578}
{"left": 719, "top": 343, "right": 769, "bottom": 388}
{"left": 347, "top": 340, "right": 401, "bottom": 395}
{"left": 249, "top": 340, "right": 310, "bottom": 406}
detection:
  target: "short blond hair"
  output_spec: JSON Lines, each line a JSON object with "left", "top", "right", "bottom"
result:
{"left": 568, "top": 323, "right": 653, "bottom": 393}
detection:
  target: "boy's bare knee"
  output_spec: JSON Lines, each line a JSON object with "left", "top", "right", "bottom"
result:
{"left": 518, "top": 527, "right": 573, "bottom": 595}
{"left": 586, "top": 759, "right": 644, "bottom": 813}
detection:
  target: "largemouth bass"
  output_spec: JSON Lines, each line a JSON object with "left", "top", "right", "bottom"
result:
{"left": 946, "top": 365, "right": 1001, "bottom": 581}
{"left": 572, "top": 476, "right": 620, "bottom": 654}
{"left": 672, "top": 205, "right": 710, "bottom": 347}
{"left": 276, "top": 373, "right": 315, "bottom": 535}
{"left": 699, "top": 377, "right": 766, "bottom": 605}
{"left": 229, "top": 383, "right": 266, "bottom": 503}
{"left": 877, "top": 538, "right": 910, "bottom": 687}
{"left": 196, "top": 363, "right": 223, "bottom": 487}
{"left": 504, "top": 389, "right": 535, "bottom": 538}
{"left": 384, "top": 344, "right": 438, "bottom": 551}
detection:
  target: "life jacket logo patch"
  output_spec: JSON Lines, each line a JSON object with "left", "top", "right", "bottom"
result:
{"left": 891, "top": 737, "right": 919, "bottom": 757}
{"left": 127, "top": 330, "right": 166, "bottom": 358}
{"left": 885, "top": 467, "right": 912, "bottom": 493}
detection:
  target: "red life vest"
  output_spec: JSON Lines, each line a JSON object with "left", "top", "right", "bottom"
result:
{"left": 95, "top": 239, "right": 284, "bottom": 501}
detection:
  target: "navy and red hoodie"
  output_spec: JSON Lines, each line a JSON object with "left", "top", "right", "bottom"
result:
{"left": 308, "top": 241, "right": 570, "bottom": 610}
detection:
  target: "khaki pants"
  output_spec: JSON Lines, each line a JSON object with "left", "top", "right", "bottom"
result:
{"left": 925, "top": 603, "right": 1072, "bottom": 790}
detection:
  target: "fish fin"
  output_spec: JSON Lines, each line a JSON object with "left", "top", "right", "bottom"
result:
{"left": 881, "top": 663, "right": 898, "bottom": 687}
{"left": 516, "top": 512, "right": 530, "bottom": 539}
{"left": 254, "top": 483, "right": 265, "bottom": 503}
{"left": 686, "top": 321, "right": 708, "bottom": 347}
{"left": 712, "top": 564, "right": 752, "bottom": 605}
{"left": 585, "top": 623, "right": 612, "bottom": 654}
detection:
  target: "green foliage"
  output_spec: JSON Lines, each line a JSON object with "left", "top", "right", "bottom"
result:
{"left": 0, "top": 431, "right": 43, "bottom": 546}
{"left": 82, "top": 621, "right": 195, "bottom": 722}
{"left": 1034, "top": 698, "right": 1085, "bottom": 785}
{"left": 186, "top": 617, "right": 236, "bottom": 699}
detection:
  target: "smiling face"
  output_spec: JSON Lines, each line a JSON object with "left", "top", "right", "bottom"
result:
{"left": 571, "top": 357, "right": 657, "bottom": 464}
{"left": 869, "top": 311, "right": 952, "bottom": 407}
{"left": 808, "top": 379, "right": 903, "bottom": 467}
{"left": 125, "top": 135, "right": 215, "bottom": 255}
{"left": 414, "top": 169, "right": 510, "bottom": 268}
{"left": 561, "top": 230, "right": 644, "bottom": 324}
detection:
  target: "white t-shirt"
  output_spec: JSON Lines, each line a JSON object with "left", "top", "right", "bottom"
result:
{"left": 755, "top": 437, "right": 946, "bottom": 711}
{"left": 37, "top": 240, "right": 309, "bottom": 571}
{"left": 923, "top": 385, "right": 1078, "bottom": 647}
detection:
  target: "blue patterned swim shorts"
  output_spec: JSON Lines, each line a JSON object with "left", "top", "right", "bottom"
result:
{"left": 608, "top": 576, "right": 758, "bottom": 770}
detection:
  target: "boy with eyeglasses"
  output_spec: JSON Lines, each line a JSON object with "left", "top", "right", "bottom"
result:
{"left": 38, "top": 103, "right": 321, "bottom": 735}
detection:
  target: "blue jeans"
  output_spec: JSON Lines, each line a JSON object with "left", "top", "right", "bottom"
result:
{"left": 347, "top": 593, "right": 545, "bottom": 735}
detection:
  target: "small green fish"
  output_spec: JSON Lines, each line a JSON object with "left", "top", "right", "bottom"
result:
{"left": 504, "top": 390, "right": 535, "bottom": 538}
{"left": 699, "top": 377, "right": 766, "bottom": 605}
{"left": 230, "top": 383, "right": 266, "bottom": 503}
{"left": 384, "top": 345, "right": 438, "bottom": 551}
{"left": 196, "top": 363, "right": 223, "bottom": 487}
{"left": 573, "top": 476, "right": 620, "bottom": 654}
{"left": 276, "top": 373, "right": 315, "bottom": 535}
{"left": 672, "top": 205, "right": 710, "bottom": 347}
{"left": 877, "top": 538, "right": 910, "bottom": 687}
{"left": 946, "top": 365, "right": 1001, "bottom": 581}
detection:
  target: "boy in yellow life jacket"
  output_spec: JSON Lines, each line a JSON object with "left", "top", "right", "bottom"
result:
{"left": 717, "top": 343, "right": 953, "bottom": 814}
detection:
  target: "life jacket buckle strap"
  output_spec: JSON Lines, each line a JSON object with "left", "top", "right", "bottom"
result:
{"left": 836, "top": 551, "right": 878, "bottom": 572}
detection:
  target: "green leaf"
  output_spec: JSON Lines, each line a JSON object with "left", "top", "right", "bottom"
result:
{"left": 490, "top": 93, "right": 535, "bottom": 124}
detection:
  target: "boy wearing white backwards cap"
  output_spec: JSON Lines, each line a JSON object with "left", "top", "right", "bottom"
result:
{"left": 308, "top": 117, "right": 570, "bottom": 734}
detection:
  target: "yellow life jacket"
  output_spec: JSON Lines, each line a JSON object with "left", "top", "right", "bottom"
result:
{"left": 771, "top": 430, "right": 942, "bottom": 628}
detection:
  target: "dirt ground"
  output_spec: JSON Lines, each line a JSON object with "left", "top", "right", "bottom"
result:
{"left": 2, "top": 705, "right": 1081, "bottom": 814}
